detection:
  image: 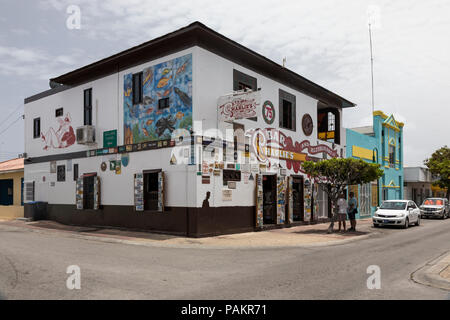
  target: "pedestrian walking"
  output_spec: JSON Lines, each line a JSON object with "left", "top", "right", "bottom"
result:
{"left": 337, "top": 193, "right": 348, "bottom": 232}
{"left": 348, "top": 192, "right": 358, "bottom": 231}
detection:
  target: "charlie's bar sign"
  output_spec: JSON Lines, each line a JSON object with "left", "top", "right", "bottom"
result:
{"left": 250, "top": 128, "right": 338, "bottom": 173}
{"left": 218, "top": 91, "right": 260, "bottom": 121}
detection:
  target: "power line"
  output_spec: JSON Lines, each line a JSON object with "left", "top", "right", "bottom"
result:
{"left": 0, "top": 115, "right": 23, "bottom": 138}
{"left": 0, "top": 104, "right": 23, "bottom": 129}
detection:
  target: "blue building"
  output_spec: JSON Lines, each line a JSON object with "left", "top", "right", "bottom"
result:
{"left": 346, "top": 111, "right": 404, "bottom": 218}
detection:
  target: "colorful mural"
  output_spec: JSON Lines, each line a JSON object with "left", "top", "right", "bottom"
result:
{"left": 41, "top": 113, "right": 76, "bottom": 150}
{"left": 124, "top": 54, "right": 193, "bottom": 144}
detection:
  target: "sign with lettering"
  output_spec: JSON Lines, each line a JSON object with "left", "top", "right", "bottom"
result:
{"left": 218, "top": 91, "right": 260, "bottom": 121}
{"left": 249, "top": 128, "right": 339, "bottom": 173}
{"left": 103, "top": 130, "right": 117, "bottom": 148}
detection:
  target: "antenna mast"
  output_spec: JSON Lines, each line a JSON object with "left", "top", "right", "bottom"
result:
{"left": 369, "top": 23, "right": 375, "bottom": 113}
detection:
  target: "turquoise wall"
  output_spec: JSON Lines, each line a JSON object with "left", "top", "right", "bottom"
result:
{"left": 346, "top": 112, "right": 404, "bottom": 218}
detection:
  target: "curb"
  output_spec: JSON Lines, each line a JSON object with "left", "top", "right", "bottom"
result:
{"left": 0, "top": 221, "right": 378, "bottom": 250}
{"left": 411, "top": 251, "right": 450, "bottom": 291}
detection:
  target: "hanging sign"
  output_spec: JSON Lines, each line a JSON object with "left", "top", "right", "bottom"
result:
{"left": 218, "top": 90, "right": 260, "bottom": 121}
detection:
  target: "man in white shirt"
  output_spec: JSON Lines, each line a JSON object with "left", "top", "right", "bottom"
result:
{"left": 337, "top": 193, "right": 348, "bottom": 232}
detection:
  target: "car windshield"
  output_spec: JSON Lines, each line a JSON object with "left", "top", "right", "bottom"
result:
{"left": 380, "top": 201, "right": 406, "bottom": 210}
{"left": 422, "top": 199, "right": 443, "bottom": 206}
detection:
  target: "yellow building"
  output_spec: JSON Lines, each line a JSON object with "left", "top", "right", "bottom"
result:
{"left": 0, "top": 158, "right": 24, "bottom": 220}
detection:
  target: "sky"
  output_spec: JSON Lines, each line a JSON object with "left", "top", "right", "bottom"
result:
{"left": 0, "top": 0, "right": 448, "bottom": 165}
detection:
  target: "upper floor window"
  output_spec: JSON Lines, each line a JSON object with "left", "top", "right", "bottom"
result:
{"left": 83, "top": 88, "right": 92, "bottom": 125}
{"left": 132, "top": 72, "right": 143, "bottom": 105}
{"left": 317, "top": 105, "right": 340, "bottom": 144}
{"left": 55, "top": 108, "right": 63, "bottom": 117}
{"left": 158, "top": 97, "right": 170, "bottom": 110}
{"left": 279, "top": 89, "right": 296, "bottom": 131}
{"left": 233, "top": 69, "right": 257, "bottom": 121}
{"left": 389, "top": 145, "right": 395, "bottom": 167}
{"left": 33, "top": 118, "right": 40, "bottom": 139}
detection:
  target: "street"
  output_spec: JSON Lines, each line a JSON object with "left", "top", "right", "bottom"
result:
{"left": 0, "top": 217, "right": 449, "bottom": 300}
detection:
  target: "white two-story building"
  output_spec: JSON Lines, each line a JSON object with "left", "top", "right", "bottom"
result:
{"left": 24, "top": 22, "right": 355, "bottom": 237}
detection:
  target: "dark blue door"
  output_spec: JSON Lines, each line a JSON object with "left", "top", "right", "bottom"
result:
{"left": 0, "top": 179, "right": 13, "bottom": 205}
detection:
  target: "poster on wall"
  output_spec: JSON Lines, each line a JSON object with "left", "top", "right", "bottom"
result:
{"left": 255, "top": 174, "right": 264, "bottom": 227}
{"left": 276, "top": 176, "right": 286, "bottom": 224}
{"left": 124, "top": 54, "right": 192, "bottom": 144}
{"left": 222, "top": 189, "right": 232, "bottom": 201}
{"left": 134, "top": 173, "right": 144, "bottom": 211}
{"left": 76, "top": 178, "right": 83, "bottom": 210}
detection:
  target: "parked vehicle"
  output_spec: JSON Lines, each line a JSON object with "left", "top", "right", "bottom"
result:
{"left": 373, "top": 200, "right": 421, "bottom": 229}
{"left": 419, "top": 198, "right": 449, "bottom": 219}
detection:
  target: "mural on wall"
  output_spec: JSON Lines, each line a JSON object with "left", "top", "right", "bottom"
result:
{"left": 41, "top": 113, "right": 76, "bottom": 150}
{"left": 249, "top": 128, "right": 339, "bottom": 173}
{"left": 124, "top": 54, "right": 192, "bottom": 144}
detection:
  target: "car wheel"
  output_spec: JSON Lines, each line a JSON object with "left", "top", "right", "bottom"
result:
{"left": 403, "top": 218, "right": 409, "bottom": 229}
{"left": 416, "top": 216, "right": 420, "bottom": 226}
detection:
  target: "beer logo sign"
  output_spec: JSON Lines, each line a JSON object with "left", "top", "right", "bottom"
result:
{"left": 262, "top": 100, "right": 275, "bottom": 124}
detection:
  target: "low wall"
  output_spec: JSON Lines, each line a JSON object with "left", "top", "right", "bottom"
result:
{"left": 0, "top": 205, "right": 24, "bottom": 220}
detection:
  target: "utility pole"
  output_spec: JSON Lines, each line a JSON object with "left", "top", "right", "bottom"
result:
{"left": 369, "top": 23, "right": 375, "bottom": 113}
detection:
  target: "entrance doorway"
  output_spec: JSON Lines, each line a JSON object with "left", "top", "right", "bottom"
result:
{"left": 83, "top": 175, "right": 96, "bottom": 209}
{"left": 0, "top": 179, "right": 13, "bottom": 205}
{"left": 144, "top": 171, "right": 159, "bottom": 211}
{"left": 292, "top": 176, "right": 304, "bottom": 221}
{"left": 263, "top": 174, "right": 276, "bottom": 224}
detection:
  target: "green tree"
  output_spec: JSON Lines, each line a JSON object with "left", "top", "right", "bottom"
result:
{"left": 303, "top": 158, "right": 384, "bottom": 233}
{"left": 424, "top": 146, "right": 450, "bottom": 199}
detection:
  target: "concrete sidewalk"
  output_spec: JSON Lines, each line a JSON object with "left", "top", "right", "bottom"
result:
{"left": 0, "top": 218, "right": 376, "bottom": 249}
{"left": 412, "top": 251, "right": 450, "bottom": 291}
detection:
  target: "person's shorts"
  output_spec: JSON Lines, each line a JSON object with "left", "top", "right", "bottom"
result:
{"left": 338, "top": 213, "right": 347, "bottom": 221}
{"left": 348, "top": 209, "right": 357, "bottom": 220}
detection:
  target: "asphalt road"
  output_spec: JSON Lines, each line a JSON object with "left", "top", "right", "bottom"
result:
{"left": 0, "top": 217, "right": 449, "bottom": 299}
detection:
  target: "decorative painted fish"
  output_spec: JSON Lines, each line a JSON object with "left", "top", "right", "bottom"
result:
{"left": 163, "top": 89, "right": 171, "bottom": 96}
{"left": 124, "top": 87, "right": 132, "bottom": 97}
{"left": 143, "top": 70, "right": 153, "bottom": 85}
{"left": 176, "top": 111, "right": 184, "bottom": 120}
{"left": 174, "top": 87, "right": 191, "bottom": 107}
{"left": 146, "top": 119, "right": 153, "bottom": 126}
{"left": 155, "top": 115, "right": 177, "bottom": 137}
{"left": 162, "top": 68, "right": 171, "bottom": 75}
{"left": 146, "top": 107, "right": 153, "bottom": 114}
{"left": 143, "top": 96, "right": 154, "bottom": 105}
{"left": 176, "top": 61, "right": 188, "bottom": 75}
{"left": 142, "top": 127, "right": 149, "bottom": 136}
{"left": 156, "top": 110, "right": 163, "bottom": 115}
{"left": 157, "top": 75, "right": 172, "bottom": 88}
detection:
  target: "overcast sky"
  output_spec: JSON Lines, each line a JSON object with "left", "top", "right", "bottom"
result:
{"left": 0, "top": 0, "right": 448, "bottom": 165}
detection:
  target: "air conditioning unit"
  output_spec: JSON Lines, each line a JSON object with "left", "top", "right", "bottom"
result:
{"left": 76, "top": 125, "right": 96, "bottom": 145}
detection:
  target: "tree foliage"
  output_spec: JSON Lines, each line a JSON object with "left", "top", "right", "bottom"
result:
{"left": 424, "top": 145, "right": 450, "bottom": 198}
{"left": 303, "top": 158, "right": 384, "bottom": 233}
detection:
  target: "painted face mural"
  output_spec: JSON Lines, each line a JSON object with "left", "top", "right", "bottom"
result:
{"left": 124, "top": 54, "right": 193, "bottom": 144}
{"left": 41, "top": 113, "right": 76, "bottom": 150}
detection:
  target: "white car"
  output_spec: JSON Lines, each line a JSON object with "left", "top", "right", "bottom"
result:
{"left": 373, "top": 200, "right": 421, "bottom": 229}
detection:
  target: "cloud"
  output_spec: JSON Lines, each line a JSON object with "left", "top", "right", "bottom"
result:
{"left": 2, "top": 0, "right": 450, "bottom": 165}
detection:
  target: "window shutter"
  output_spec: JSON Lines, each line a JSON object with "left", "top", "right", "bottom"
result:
{"left": 134, "top": 173, "right": 144, "bottom": 211}
{"left": 24, "top": 181, "right": 35, "bottom": 202}
{"left": 76, "top": 177, "right": 83, "bottom": 210}
{"left": 158, "top": 171, "right": 165, "bottom": 212}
